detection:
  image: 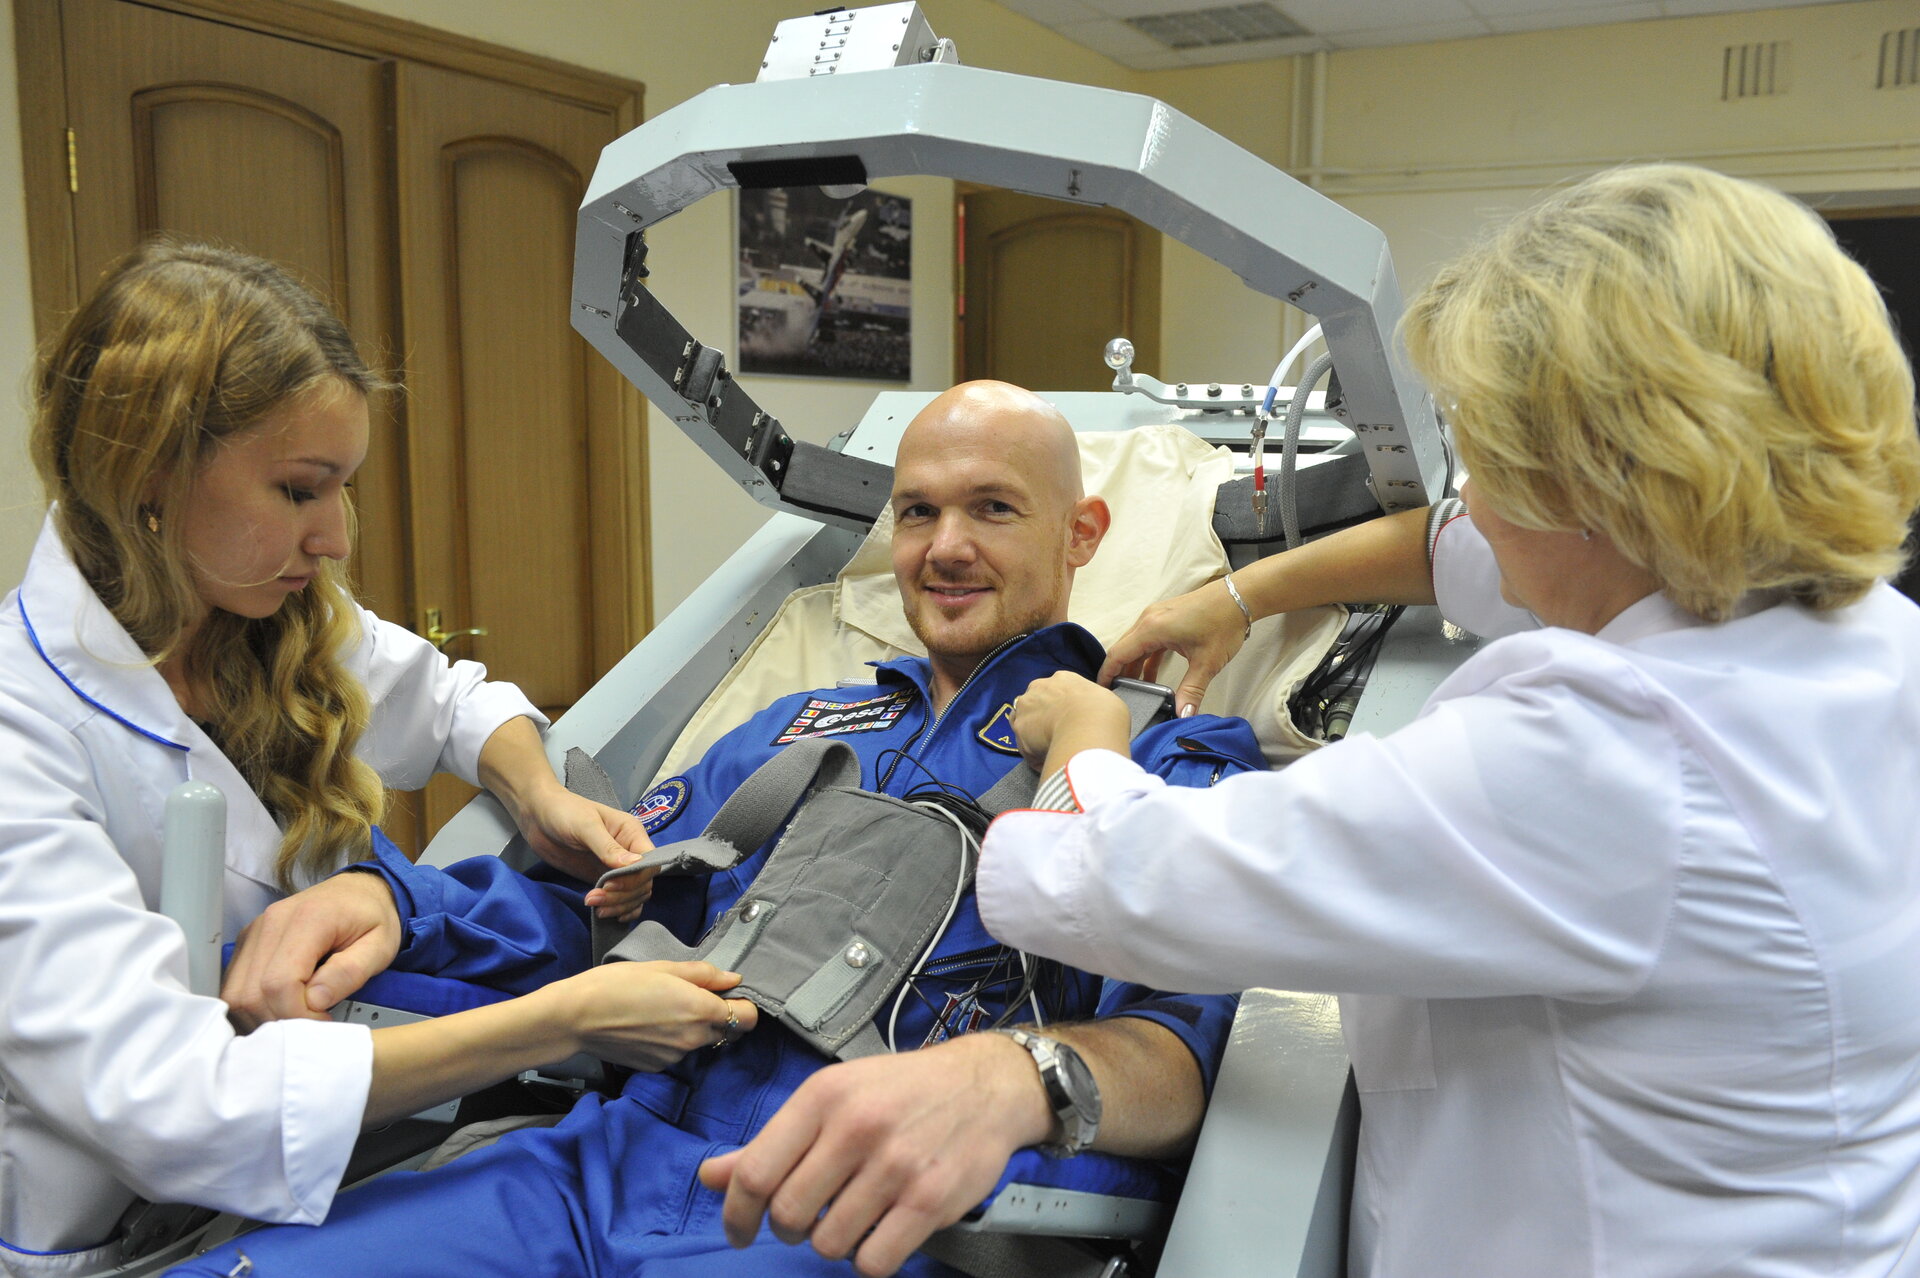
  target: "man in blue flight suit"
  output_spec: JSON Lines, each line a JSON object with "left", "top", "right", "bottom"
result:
{"left": 185, "top": 381, "right": 1265, "bottom": 1278}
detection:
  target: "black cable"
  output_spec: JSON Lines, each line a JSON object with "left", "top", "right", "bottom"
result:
{"left": 1288, "top": 604, "right": 1405, "bottom": 741}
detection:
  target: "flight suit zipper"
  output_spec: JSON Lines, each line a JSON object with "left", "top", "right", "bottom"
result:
{"left": 876, "top": 632, "right": 1028, "bottom": 791}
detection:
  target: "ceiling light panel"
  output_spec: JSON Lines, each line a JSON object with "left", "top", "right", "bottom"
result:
{"left": 1125, "top": 3, "right": 1308, "bottom": 48}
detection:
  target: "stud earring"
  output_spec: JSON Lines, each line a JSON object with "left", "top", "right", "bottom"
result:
{"left": 143, "top": 508, "right": 161, "bottom": 534}
{"left": 1580, "top": 529, "right": 1593, "bottom": 542}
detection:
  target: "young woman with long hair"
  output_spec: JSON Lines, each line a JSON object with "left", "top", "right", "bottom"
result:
{"left": 0, "top": 240, "right": 753, "bottom": 1271}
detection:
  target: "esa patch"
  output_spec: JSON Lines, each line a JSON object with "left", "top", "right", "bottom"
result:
{"left": 630, "top": 777, "right": 690, "bottom": 835}
{"left": 976, "top": 702, "right": 1020, "bottom": 754}
{"left": 772, "top": 690, "right": 913, "bottom": 746}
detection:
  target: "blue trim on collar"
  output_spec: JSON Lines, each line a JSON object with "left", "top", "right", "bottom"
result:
{"left": 0, "top": 1231, "right": 96, "bottom": 1257}
{"left": 17, "top": 593, "right": 191, "bottom": 753}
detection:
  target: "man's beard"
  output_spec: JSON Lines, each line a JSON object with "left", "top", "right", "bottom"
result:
{"left": 904, "top": 559, "right": 1066, "bottom": 664}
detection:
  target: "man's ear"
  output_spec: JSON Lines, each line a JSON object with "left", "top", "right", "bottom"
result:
{"left": 1064, "top": 495, "right": 1110, "bottom": 569}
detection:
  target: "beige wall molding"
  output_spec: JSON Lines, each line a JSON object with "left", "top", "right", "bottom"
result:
{"left": 1306, "top": 138, "right": 1920, "bottom": 199}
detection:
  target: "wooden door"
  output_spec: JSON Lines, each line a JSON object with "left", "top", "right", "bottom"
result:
{"left": 56, "top": 0, "right": 411, "bottom": 628}
{"left": 392, "top": 62, "right": 643, "bottom": 837}
{"left": 959, "top": 187, "right": 1161, "bottom": 392}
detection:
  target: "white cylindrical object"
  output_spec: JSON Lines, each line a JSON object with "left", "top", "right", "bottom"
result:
{"left": 160, "top": 781, "right": 227, "bottom": 998}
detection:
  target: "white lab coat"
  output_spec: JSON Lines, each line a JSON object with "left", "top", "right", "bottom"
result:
{"left": 0, "top": 516, "right": 545, "bottom": 1273}
{"left": 981, "top": 515, "right": 1920, "bottom": 1277}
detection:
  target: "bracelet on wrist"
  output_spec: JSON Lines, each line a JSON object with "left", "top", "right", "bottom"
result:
{"left": 1221, "top": 573, "right": 1253, "bottom": 640}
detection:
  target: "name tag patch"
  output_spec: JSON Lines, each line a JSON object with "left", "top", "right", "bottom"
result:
{"left": 773, "top": 690, "right": 913, "bottom": 746}
{"left": 976, "top": 702, "right": 1020, "bottom": 755}
{"left": 631, "top": 777, "right": 690, "bottom": 835}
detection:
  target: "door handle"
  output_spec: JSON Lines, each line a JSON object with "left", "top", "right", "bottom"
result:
{"left": 423, "top": 607, "right": 488, "bottom": 651}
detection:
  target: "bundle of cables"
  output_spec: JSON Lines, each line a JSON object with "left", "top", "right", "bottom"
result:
{"left": 1287, "top": 604, "right": 1406, "bottom": 742}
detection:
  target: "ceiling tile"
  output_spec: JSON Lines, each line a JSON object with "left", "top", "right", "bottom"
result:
{"left": 1466, "top": 0, "right": 1637, "bottom": 13}
{"left": 993, "top": 0, "right": 1108, "bottom": 23}
{"left": 1091, "top": 0, "right": 1243, "bottom": 16}
{"left": 1482, "top": 3, "right": 1664, "bottom": 32}
{"left": 1126, "top": 48, "right": 1196, "bottom": 68}
{"left": 1327, "top": 18, "right": 1494, "bottom": 46}
{"left": 1169, "top": 33, "right": 1332, "bottom": 61}
{"left": 1655, "top": 0, "right": 1853, "bottom": 13}
{"left": 1056, "top": 16, "right": 1192, "bottom": 60}
{"left": 1277, "top": 0, "right": 1479, "bottom": 36}
{"left": 988, "top": 0, "right": 1862, "bottom": 67}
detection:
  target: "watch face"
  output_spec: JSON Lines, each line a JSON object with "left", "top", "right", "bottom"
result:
{"left": 1056, "top": 1044, "right": 1103, "bottom": 1124}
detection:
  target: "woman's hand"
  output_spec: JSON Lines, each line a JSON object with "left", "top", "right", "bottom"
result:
{"left": 364, "top": 959, "right": 760, "bottom": 1124}
{"left": 546, "top": 960, "right": 760, "bottom": 1073}
{"left": 224, "top": 869, "right": 403, "bottom": 1029}
{"left": 514, "top": 785, "right": 659, "bottom": 921}
{"left": 477, "top": 718, "right": 655, "bottom": 918}
{"left": 1097, "top": 578, "right": 1251, "bottom": 717}
{"left": 1012, "top": 672, "right": 1132, "bottom": 778}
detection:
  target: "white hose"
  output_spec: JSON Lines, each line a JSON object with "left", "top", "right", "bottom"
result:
{"left": 1260, "top": 323, "right": 1324, "bottom": 416}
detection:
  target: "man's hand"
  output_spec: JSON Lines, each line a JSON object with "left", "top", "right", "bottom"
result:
{"left": 697, "top": 1032, "right": 1053, "bottom": 1277}
{"left": 222, "top": 870, "right": 403, "bottom": 1030}
{"left": 1011, "top": 671, "right": 1132, "bottom": 778}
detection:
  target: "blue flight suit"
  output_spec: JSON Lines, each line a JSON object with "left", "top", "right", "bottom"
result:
{"left": 172, "top": 625, "right": 1265, "bottom": 1278}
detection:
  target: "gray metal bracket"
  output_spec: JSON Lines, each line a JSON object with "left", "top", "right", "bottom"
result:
{"left": 572, "top": 55, "right": 1444, "bottom": 529}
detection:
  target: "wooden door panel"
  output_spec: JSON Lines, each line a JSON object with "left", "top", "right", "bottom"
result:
{"left": 134, "top": 87, "right": 351, "bottom": 305}
{"left": 448, "top": 143, "right": 594, "bottom": 713}
{"left": 44, "top": 0, "right": 645, "bottom": 852}
{"left": 987, "top": 216, "right": 1130, "bottom": 393}
{"left": 395, "top": 61, "right": 635, "bottom": 839}
{"left": 960, "top": 188, "right": 1161, "bottom": 393}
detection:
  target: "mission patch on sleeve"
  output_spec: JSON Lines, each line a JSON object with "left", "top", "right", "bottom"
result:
{"left": 631, "top": 776, "right": 690, "bottom": 835}
{"left": 772, "top": 689, "right": 914, "bottom": 746}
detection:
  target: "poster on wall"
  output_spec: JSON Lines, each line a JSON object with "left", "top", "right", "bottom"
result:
{"left": 736, "top": 187, "right": 911, "bottom": 381}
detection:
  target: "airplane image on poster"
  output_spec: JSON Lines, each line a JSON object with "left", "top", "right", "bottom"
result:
{"left": 738, "top": 187, "right": 911, "bottom": 381}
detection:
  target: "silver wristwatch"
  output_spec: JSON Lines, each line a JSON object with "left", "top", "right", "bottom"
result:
{"left": 997, "top": 1027, "right": 1102, "bottom": 1158}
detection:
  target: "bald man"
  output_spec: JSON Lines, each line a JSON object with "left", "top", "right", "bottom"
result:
{"left": 180, "top": 382, "right": 1264, "bottom": 1278}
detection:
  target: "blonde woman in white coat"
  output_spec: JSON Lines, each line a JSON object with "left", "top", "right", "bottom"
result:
{"left": 0, "top": 241, "right": 752, "bottom": 1274}
{"left": 987, "top": 166, "right": 1920, "bottom": 1276}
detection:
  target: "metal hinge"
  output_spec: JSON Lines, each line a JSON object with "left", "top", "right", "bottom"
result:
{"left": 65, "top": 127, "right": 77, "bottom": 193}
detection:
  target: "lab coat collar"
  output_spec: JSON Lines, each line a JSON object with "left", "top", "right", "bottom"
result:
{"left": 16, "top": 513, "right": 195, "bottom": 751}
{"left": 1593, "top": 591, "right": 1701, "bottom": 647}
{"left": 1596, "top": 587, "right": 1787, "bottom": 648}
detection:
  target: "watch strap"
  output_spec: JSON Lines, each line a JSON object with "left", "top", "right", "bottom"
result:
{"left": 996, "top": 1027, "right": 1100, "bottom": 1158}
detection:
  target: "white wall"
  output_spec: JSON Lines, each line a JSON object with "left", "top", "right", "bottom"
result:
{"left": 3, "top": 0, "right": 1914, "bottom": 614}
{"left": 1317, "top": 0, "right": 1920, "bottom": 292}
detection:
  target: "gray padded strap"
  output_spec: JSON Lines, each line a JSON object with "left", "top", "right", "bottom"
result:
{"left": 702, "top": 736, "right": 864, "bottom": 860}
{"left": 595, "top": 738, "right": 863, "bottom": 889}
{"left": 977, "top": 678, "right": 1173, "bottom": 815}
{"left": 838, "top": 1022, "right": 890, "bottom": 1060}
{"left": 591, "top": 739, "right": 862, "bottom": 961}
{"left": 563, "top": 747, "right": 621, "bottom": 808}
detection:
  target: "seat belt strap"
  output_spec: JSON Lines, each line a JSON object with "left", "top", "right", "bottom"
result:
{"left": 583, "top": 738, "right": 862, "bottom": 961}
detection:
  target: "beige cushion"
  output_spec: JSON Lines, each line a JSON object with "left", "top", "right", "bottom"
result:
{"left": 651, "top": 423, "right": 1343, "bottom": 784}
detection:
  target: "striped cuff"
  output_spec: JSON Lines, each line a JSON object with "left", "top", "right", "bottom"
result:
{"left": 1426, "top": 496, "right": 1467, "bottom": 568}
{"left": 1031, "top": 768, "right": 1082, "bottom": 813}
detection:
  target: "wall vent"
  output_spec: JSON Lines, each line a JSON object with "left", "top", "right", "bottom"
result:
{"left": 1722, "top": 41, "right": 1788, "bottom": 99}
{"left": 1126, "top": 4, "right": 1307, "bottom": 50}
{"left": 1879, "top": 28, "right": 1920, "bottom": 88}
